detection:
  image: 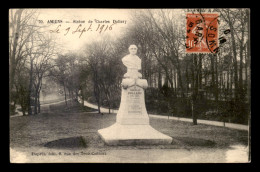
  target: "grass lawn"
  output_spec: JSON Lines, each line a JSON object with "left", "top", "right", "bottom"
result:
{"left": 10, "top": 102, "right": 248, "bottom": 152}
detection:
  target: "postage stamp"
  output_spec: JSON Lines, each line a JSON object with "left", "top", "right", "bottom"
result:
{"left": 186, "top": 13, "right": 219, "bottom": 53}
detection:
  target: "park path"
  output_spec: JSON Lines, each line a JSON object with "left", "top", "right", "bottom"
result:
{"left": 10, "top": 97, "right": 249, "bottom": 131}
{"left": 10, "top": 105, "right": 23, "bottom": 118}
{"left": 10, "top": 99, "right": 71, "bottom": 118}
{"left": 78, "top": 98, "right": 249, "bottom": 131}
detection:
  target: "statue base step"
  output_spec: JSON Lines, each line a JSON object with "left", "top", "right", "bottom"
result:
{"left": 98, "top": 123, "right": 173, "bottom": 145}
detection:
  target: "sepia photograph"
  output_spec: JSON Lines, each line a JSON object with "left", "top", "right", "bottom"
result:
{"left": 9, "top": 8, "right": 250, "bottom": 163}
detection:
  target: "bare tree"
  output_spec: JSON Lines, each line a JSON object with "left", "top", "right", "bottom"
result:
{"left": 9, "top": 9, "right": 57, "bottom": 115}
{"left": 32, "top": 35, "right": 57, "bottom": 114}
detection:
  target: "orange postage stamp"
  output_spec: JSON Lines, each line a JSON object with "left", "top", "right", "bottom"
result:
{"left": 186, "top": 13, "right": 219, "bottom": 53}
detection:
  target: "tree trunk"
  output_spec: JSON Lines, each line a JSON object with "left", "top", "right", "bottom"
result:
{"left": 94, "top": 85, "right": 101, "bottom": 113}
{"left": 38, "top": 80, "right": 42, "bottom": 114}
{"left": 239, "top": 26, "right": 245, "bottom": 101}
{"left": 18, "top": 84, "right": 27, "bottom": 116}
{"left": 10, "top": 9, "right": 23, "bottom": 91}
{"left": 28, "top": 59, "right": 33, "bottom": 115}
{"left": 230, "top": 67, "right": 234, "bottom": 99}
{"left": 38, "top": 91, "right": 40, "bottom": 113}
{"left": 68, "top": 88, "right": 71, "bottom": 100}
{"left": 20, "top": 90, "right": 27, "bottom": 116}
{"left": 192, "top": 54, "right": 198, "bottom": 125}
{"left": 173, "top": 68, "right": 177, "bottom": 94}
{"left": 198, "top": 54, "right": 203, "bottom": 90}
{"left": 185, "top": 63, "right": 189, "bottom": 95}
{"left": 34, "top": 82, "right": 41, "bottom": 115}
{"left": 158, "top": 67, "right": 162, "bottom": 89}
{"left": 229, "top": 22, "right": 239, "bottom": 102}
{"left": 210, "top": 54, "right": 216, "bottom": 101}
{"left": 227, "top": 68, "right": 230, "bottom": 101}
{"left": 176, "top": 59, "right": 185, "bottom": 97}
{"left": 191, "top": 100, "right": 197, "bottom": 125}
{"left": 215, "top": 55, "right": 219, "bottom": 102}
{"left": 34, "top": 89, "right": 38, "bottom": 115}
{"left": 81, "top": 87, "right": 84, "bottom": 106}
{"left": 108, "top": 101, "right": 111, "bottom": 114}
{"left": 245, "top": 46, "right": 248, "bottom": 94}
{"left": 21, "top": 105, "right": 26, "bottom": 116}
{"left": 205, "top": 74, "right": 208, "bottom": 99}
{"left": 75, "top": 88, "right": 78, "bottom": 100}
{"left": 97, "top": 94, "right": 101, "bottom": 114}
{"left": 63, "top": 82, "right": 67, "bottom": 107}
{"left": 169, "top": 68, "right": 174, "bottom": 89}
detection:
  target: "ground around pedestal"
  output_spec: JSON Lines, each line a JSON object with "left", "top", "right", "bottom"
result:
{"left": 9, "top": 101, "right": 249, "bottom": 163}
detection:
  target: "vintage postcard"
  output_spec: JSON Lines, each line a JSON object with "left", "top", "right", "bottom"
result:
{"left": 9, "top": 8, "right": 250, "bottom": 163}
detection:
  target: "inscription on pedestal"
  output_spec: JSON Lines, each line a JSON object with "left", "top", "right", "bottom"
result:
{"left": 128, "top": 86, "right": 142, "bottom": 115}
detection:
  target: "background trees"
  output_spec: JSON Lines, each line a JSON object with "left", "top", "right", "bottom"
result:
{"left": 107, "top": 8, "right": 250, "bottom": 124}
{"left": 81, "top": 36, "right": 124, "bottom": 113}
{"left": 9, "top": 9, "right": 56, "bottom": 115}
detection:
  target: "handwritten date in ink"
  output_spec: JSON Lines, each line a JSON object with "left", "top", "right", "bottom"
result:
{"left": 49, "top": 23, "right": 116, "bottom": 38}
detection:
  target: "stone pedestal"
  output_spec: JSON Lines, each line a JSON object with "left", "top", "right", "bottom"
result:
{"left": 98, "top": 123, "right": 172, "bottom": 145}
{"left": 98, "top": 78, "right": 173, "bottom": 145}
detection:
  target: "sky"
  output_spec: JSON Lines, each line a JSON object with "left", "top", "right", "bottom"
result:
{"left": 36, "top": 9, "right": 134, "bottom": 53}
